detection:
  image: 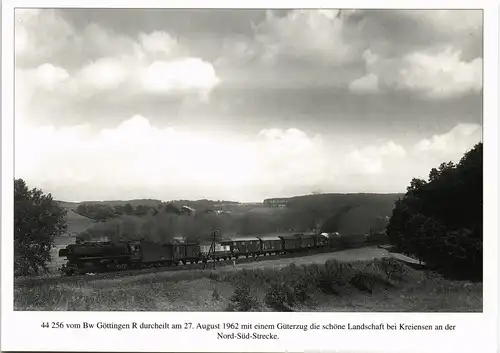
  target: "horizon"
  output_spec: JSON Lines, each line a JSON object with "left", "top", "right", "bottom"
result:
{"left": 15, "top": 9, "right": 483, "bottom": 202}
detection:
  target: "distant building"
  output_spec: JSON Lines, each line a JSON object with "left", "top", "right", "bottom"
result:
{"left": 263, "top": 198, "right": 288, "bottom": 208}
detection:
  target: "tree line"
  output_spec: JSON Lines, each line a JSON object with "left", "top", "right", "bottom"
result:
{"left": 387, "top": 143, "right": 482, "bottom": 280}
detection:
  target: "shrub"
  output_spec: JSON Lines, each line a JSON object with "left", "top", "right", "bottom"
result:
{"left": 374, "top": 257, "right": 408, "bottom": 282}
{"left": 282, "top": 264, "right": 314, "bottom": 303}
{"left": 349, "top": 270, "right": 393, "bottom": 294}
{"left": 317, "top": 259, "right": 353, "bottom": 294}
{"left": 350, "top": 271, "right": 376, "bottom": 293}
{"left": 227, "top": 282, "right": 258, "bottom": 311}
{"left": 264, "top": 280, "right": 295, "bottom": 311}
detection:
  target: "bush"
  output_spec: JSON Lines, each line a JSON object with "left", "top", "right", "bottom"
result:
{"left": 281, "top": 264, "right": 314, "bottom": 303}
{"left": 317, "top": 259, "right": 353, "bottom": 294}
{"left": 374, "top": 257, "right": 408, "bottom": 282}
{"left": 264, "top": 281, "right": 296, "bottom": 311}
{"left": 349, "top": 270, "right": 393, "bottom": 294}
{"left": 227, "top": 282, "right": 258, "bottom": 311}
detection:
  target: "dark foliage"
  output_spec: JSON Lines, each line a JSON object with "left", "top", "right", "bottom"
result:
{"left": 264, "top": 281, "right": 296, "bottom": 311}
{"left": 227, "top": 282, "right": 259, "bottom": 311}
{"left": 76, "top": 203, "right": 116, "bottom": 221}
{"left": 14, "top": 179, "right": 67, "bottom": 276}
{"left": 386, "top": 143, "right": 482, "bottom": 280}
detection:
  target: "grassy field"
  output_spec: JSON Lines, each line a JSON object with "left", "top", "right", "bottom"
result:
{"left": 15, "top": 252, "right": 482, "bottom": 312}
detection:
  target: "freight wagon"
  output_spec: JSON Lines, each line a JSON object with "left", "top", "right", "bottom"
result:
{"left": 299, "top": 233, "right": 315, "bottom": 249}
{"left": 199, "top": 241, "right": 232, "bottom": 261}
{"left": 257, "top": 234, "right": 284, "bottom": 255}
{"left": 173, "top": 241, "right": 203, "bottom": 264}
{"left": 224, "top": 237, "right": 261, "bottom": 259}
{"left": 278, "top": 234, "right": 302, "bottom": 253}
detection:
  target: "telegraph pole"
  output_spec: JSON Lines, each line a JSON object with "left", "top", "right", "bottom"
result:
{"left": 203, "top": 228, "right": 219, "bottom": 270}
{"left": 212, "top": 229, "right": 218, "bottom": 270}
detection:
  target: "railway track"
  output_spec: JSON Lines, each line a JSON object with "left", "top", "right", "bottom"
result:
{"left": 15, "top": 245, "right": 372, "bottom": 288}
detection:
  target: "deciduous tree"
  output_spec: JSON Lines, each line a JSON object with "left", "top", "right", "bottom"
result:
{"left": 14, "top": 179, "right": 67, "bottom": 276}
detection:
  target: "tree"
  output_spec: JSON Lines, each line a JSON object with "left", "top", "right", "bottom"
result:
{"left": 14, "top": 179, "right": 67, "bottom": 276}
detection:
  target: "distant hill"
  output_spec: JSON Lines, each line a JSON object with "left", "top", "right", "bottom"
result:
{"left": 289, "top": 192, "right": 401, "bottom": 207}
{"left": 66, "top": 199, "right": 163, "bottom": 208}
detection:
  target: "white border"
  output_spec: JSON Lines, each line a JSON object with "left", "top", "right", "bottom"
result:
{"left": 2, "top": 1, "right": 498, "bottom": 352}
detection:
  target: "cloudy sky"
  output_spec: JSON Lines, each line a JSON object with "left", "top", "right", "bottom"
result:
{"left": 14, "top": 8, "right": 483, "bottom": 202}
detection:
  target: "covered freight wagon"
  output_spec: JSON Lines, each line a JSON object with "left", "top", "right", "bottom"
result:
{"left": 278, "top": 234, "right": 301, "bottom": 253}
{"left": 257, "top": 234, "right": 283, "bottom": 255}
{"left": 173, "top": 240, "right": 202, "bottom": 264}
{"left": 130, "top": 240, "right": 175, "bottom": 266}
{"left": 298, "top": 233, "right": 315, "bottom": 249}
{"left": 225, "top": 236, "right": 261, "bottom": 258}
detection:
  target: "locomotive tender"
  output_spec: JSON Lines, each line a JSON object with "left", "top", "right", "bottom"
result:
{"left": 58, "top": 232, "right": 367, "bottom": 276}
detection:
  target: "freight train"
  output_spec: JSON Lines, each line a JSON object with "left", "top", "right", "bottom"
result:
{"left": 58, "top": 232, "right": 370, "bottom": 276}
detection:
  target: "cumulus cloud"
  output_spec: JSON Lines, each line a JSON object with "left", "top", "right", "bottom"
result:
{"left": 215, "top": 9, "right": 482, "bottom": 98}
{"left": 252, "top": 9, "right": 362, "bottom": 67}
{"left": 139, "top": 31, "right": 179, "bottom": 55}
{"left": 344, "top": 141, "right": 406, "bottom": 175}
{"left": 349, "top": 73, "right": 380, "bottom": 94}
{"left": 76, "top": 57, "right": 131, "bottom": 92}
{"left": 16, "top": 9, "right": 220, "bottom": 104}
{"left": 414, "top": 123, "right": 481, "bottom": 155}
{"left": 355, "top": 47, "right": 482, "bottom": 99}
{"left": 403, "top": 123, "right": 481, "bottom": 182}
{"left": 18, "top": 63, "right": 70, "bottom": 91}
{"left": 15, "top": 9, "right": 71, "bottom": 65}
{"left": 141, "top": 59, "right": 220, "bottom": 94}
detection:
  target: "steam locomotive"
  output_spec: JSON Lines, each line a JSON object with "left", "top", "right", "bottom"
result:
{"left": 58, "top": 232, "right": 368, "bottom": 276}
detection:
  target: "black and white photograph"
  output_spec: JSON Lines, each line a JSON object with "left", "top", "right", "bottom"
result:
{"left": 9, "top": 7, "right": 486, "bottom": 314}
{"left": 4, "top": 2, "right": 499, "bottom": 352}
